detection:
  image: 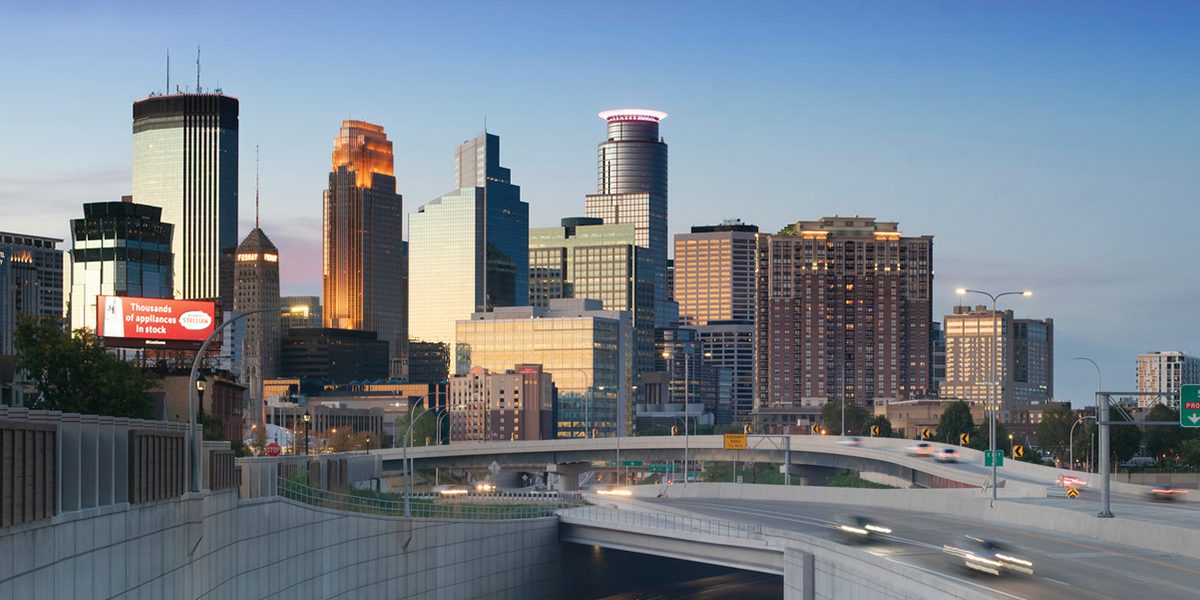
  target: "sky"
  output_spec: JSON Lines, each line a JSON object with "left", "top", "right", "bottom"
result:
{"left": 1, "top": 1, "right": 1197, "bottom": 407}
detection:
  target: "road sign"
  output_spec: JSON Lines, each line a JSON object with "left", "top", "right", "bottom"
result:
{"left": 1182, "top": 384, "right": 1200, "bottom": 428}
{"left": 959, "top": 433, "right": 971, "bottom": 446}
{"left": 265, "top": 442, "right": 281, "bottom": 457}
{"left": 621, "top": 460, "right": 643, "bottom": 467}
{"left": 984, "top": 450, "right": 1004, "bottom": 467}
{"left": 920, "top": 428, "right": 932, "bottom": 440}
{"left": 870, "top": 425, "right": 880, "bottom": 437}
{"left": 743, "top": 424, "right": 753, "bottom": 434}
{"left": 1066, "top": 487, "right": 1079, "bottom": 498}
{"left": 591, "top": 460, "right": 616, "bottom": 467}
{"left": 1013, "top": 445, "right": 1025, "bottom": 459}
{"left": 724, "top": 433, "right": 748, "bottom": 449}
{"left": 647, "top": 464, "right": 671, "bottom": 472}
{"left": 488, "top": 461, "right": 501, "bottom": 475}
{"left": 736, "top": 475, "right": 744, "bottom": 484}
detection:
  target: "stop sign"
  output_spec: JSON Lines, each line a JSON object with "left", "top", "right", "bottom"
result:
{"left": 265, "top": 442, "right": 281, "bottom": 457}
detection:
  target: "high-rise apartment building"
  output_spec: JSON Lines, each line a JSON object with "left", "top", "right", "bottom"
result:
{"left": 131, "top": 93, "right": 238, "bottom": 308}
{"left": 696, "top": 321, "right": 756, "bottom": 424}
{"left": 67, "top": 198, "right": 173, "bottom": 332}
{"left": 1137, "top": 351, "right": 1200, "bottom": 408}
{"left": 942, "top": 306, "right": 1053, "bottom": 420}
{"left": 280, "top": 296, "right": 321, "bottom": 331}
{"left": 455, "top": 299, "right": 631, "bottom": 438}
{"left": 233, "top": 225, "right": 280, "bottom": 414}
{"left": 755, "top": 217, "right": 933, "bottom": 433}
{"left": 674, "top": 221, "right": 759, "bottom": 326}
{"left": 322, "top": 120, "right": 406, "bottom": 377}
{"left": 529, "top": 217, "right": 654, "bottom": 376}
{"left": 0, "top": 232, "right": 64, "bottom": 355}
{"left": 1012, "top": 318, "right": 1053, "bottom": 405}
{"left": 409, "top": 132, "right": 527, "bottom": 372}
{"left": 584, "top": 109, "right": 670, "bottom": 327}
{"left": 448, "top": 364, "right": 556, "bottom": 442}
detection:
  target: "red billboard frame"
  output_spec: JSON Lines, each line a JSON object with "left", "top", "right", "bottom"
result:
{"left": 96, "top": 295, "right": 217, "bottom": 350}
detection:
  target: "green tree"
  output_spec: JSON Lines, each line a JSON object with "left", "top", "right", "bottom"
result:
{"left": 1142, "top": 404, "right": 1184, "bottom": 458}
{"left": 820, "top": 400, "right": 869, "bottom": 436}
{"left": 936, "top": 401, "right": 974, "bottom": 444}
{"left": 1179, "top": 439, "right": 1200, "bottom": 468}
{"left": 1036, "top": 403, "right": 1077, "bottom": 461}
{"left": 969, "top": 420, "right": 1010, "bottom": 453}
{"left": 14, "top": 316, "right": 156, "bottom": 418}
{"left": 395, "top": 408, "right": 440, "bottom": 447}
{"left": 248, "top": 425, "right": 268, "bottom": 456}
{"left": 713, "top": 424, "right": 743, "bottom": 435}
{"left": 1109, "top": 407, "right": 1141, "bottom": 463}
{"left": 865, "top": 415, "right": 894, "bottom": 438}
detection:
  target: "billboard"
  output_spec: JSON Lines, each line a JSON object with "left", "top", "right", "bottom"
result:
{"left": 96, "top": 295, "right": 216, "bottom": 349}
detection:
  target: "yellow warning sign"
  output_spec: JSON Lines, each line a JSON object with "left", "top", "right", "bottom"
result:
{"left": 724, "top": 433, "right": 748, "bottom": 450}
{"left": 1066, "top": 487, "right": 1079, "bottom": 498}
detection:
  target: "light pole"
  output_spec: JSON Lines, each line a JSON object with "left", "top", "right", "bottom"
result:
{"left": 1069, "top": 415, "right": 1095, "bottom": 471}
{"left": 403, "top": 408, "right": 431, "bottom": 517}
{"left": 956, "top": 288, "right": 1031, "bottom": 503}
{"left": 436, "top": 410, "right": 449, "bottom": 445}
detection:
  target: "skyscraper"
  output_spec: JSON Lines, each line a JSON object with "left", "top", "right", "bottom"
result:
{"left": 942, "top": 306, "right": 1054, "bottom": 420}
{"left": 1137, "top": 351, "right": 1199, "bottom": 408}
{"left": 409, "top": 132, "right": 527, "bottom": 372}
{"left": 67, "top": 198, "right": 173, "bottom": 332}
{"left": 674, "top": 221, "right": 759, "bottom": 327}
{"left": 322, "top": 120, "right": 405, "bottom": 377}
{"left": 584, "top": 109, "right": 670, "bottom": 326}
{"left": 131, "top": 93, "right": 238, "bottom": 308}
{"left": 755, "top": 217, "right": 933, "bottom": 433}
{"left": 0, "top": 232, "right": 63, "bottom": 355}
{"left": 233, "top": 224, "right": 280, "bottom": 414}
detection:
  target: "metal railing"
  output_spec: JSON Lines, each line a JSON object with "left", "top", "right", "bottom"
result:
{"left": 277, "top": 479, "right": 584, "bottom": 520}
{"left": 558, "top": 505, "right": 763, "bottom": 541}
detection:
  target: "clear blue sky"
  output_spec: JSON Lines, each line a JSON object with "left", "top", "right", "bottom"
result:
{"left": 2, "top": 1, "right": 1198, "bottom": 406}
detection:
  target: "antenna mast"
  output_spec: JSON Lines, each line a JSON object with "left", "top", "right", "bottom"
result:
{"left": 255, "top": 145, "right": 261, "bottom": 229}
{"left": 166, "top": 50, "right": 170, "bottom": 95}
{"left": 196, "top": 45, "right": 201, "bottom": 93}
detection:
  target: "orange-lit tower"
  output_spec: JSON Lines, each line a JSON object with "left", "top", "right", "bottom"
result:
{"left": 323, "top": 120, "right": 406, "bottom": 377}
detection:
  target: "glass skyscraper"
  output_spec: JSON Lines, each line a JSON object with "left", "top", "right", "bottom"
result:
{"left": 409, "top": 132, "right": 527, "bottom": 373}
{"left": 322, "top": 120, "right": 405, "bottom": 377}
{"left": 67, "top": 198, "right": 173, "bottom": 332}
{"left": 131, "top": 93, "right": 238, "bottom": 309}
{"left": 585, "top": 109, "right": 669, "bottom": 326}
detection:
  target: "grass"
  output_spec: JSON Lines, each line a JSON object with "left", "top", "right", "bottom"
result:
{"left": 825, "top": 472, "right": 895, "bottom": 489}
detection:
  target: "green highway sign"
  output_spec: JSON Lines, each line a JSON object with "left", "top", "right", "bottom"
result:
{"left": 647, "top": 464, "right": 671, "bottom": 472}
{"left": 984, "top": 450, "right": 1005, "bottom": 467}
{"left": 591, "top": 460, "right": 616, "bottom": 467}
{"left": 1182, "top": 384, "right": 1200, "bottom": 428}
{"left": 621, "top": 460, "right": 644, "bottom": 467}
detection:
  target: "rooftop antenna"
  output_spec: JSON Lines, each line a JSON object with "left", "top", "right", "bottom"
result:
{"left": 255, "top": 145, "right": 261, "bottom": 229}
{"left": 484, "top": 115, "right": 487, "bottom": 134}
{"left": 196, "top": 45, "right": 201, "bottom": 93}
{"left": 166, "top": 50, "right": 170, "bottom": 95}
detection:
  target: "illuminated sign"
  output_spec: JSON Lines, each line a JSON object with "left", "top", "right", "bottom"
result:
{"left": 96, "top": 295, "right": 216, "bottom": 349}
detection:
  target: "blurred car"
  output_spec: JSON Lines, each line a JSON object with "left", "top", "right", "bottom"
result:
{"left": 944, "top": 536, "right": 1034, "bottom": 576}
{"left": 832, "top": 515, "right": 892, "bottom": 542}
{"left": 436, "top": 485, "right": 470, "bottom": 496}
{"left": 1148, "top": 484, "right": 1188, "bottom": 501}
{"left": 837, "top": 436, "right": 863, "bottom": 447}
{"left": 934, "top": 448, "right": 959, "bottom": 463}
{"left": 907, "top": 442, "right": 934, "bottom": 457}
{"left": 474, "top": 482, "right": 497, "bottom": 493}
{"left": 1056, "top": 475, "right": 1087, "bottom": 488}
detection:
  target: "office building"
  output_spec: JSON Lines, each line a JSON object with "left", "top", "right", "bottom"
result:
{"left": 408, "top": 340, "right": 450, "bottom": 386}
{"left": 673, "top": 220, "right": 759, "bottom": 326}
{"left": 0, "top": 232, "right": 64, "bottom": 355}
{"left": 696, "top": 321, "right": 755, "bottom": 423}
{"left": 1012, "top": 318, "right": 1053, "bottom": 404}
{"left": 323, "top": 120, "right": 406, "bottom": 377}
{"left": 529, "top": 217, "right": 654, "bottom": 376}
{"left": 409, "top": 132, "right": 527, "bottom": 372}
{"left": 449, "top": 364, "right": 556, "bottom": 442}
{"left": 67, "top": 198, "right": 173, "bottom": 332}
{"left": 942, "top": 306, "right": 1053, "bottom": 420}
{"left": 233, "top": 225, "right": 280, "bottom": 415}
{"left": 656, "top": 327, "right": 723, "bottom": 424}
{"left": 1137, "top": 351, "right": 1200, "bottom": 408}
{"left": 279, "top": 328, "right": 390, "bottom": 383}
{"left": 455, "top": 298, "right": 631, "bottom": 437}
{"left": 584, "top": 109, "right": 670, "bottom": 326}
{"left": 131, "top": 93, "right": 238, "bottom": 308}
{"left": 281, "top": 296, "right": 321, "bottom": 331}
{"left": 755, "top": 217, "right": 933, "bottom": 433}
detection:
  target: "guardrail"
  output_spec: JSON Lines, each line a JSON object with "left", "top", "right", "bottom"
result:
{"left": 558, "top": 505, "right": 763, "bottom": 541}
{"left": 276, "top": 479, "right": 584, "bottom": 520}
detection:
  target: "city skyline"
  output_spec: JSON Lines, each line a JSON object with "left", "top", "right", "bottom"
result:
{"left": 2, "top": 2, "right": 1198, "bottom": 405}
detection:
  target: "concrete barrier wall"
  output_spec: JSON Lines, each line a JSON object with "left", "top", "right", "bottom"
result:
{"left": 0, "top": 490, "right": 561, "bottom": 599}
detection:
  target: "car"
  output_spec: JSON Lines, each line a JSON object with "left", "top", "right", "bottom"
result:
{"left": 944, "top": 536, "right": 1034, "bottom": 576}
{"left": 837, "top": 436, "right": 863, "bottom": 447}
{"left": 1148, "top": 484, "right": 1188, "bottom": 501}
{"left": 831, "top": 515, "right": 892, "bottom": 543}
{"left": 907, "top": 442, "right": 934, "bottom": 457}
{"left": 1056, "top": 475, "right": 1087, "bottom": 489}
{"left": 934, "top": 448, "right": 959, "bottom": 463}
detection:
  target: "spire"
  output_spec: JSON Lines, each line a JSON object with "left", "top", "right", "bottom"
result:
{"left": 255, "top": 145, "right": 260, "bottom": 229}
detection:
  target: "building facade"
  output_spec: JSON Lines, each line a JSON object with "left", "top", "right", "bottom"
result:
{"left": 448, "top": 364, "right": 556, "bottom": 442}
{"left": 754, "top": 217, "right": 933, "bottom": 432}
{"left": 1012, "top": 318, "right": 1053, "bottom": 405}
{"left": 942, "top": 306, "right": 1053, "bottom": 420}
{"left": 673, "top": 221, "right": 759, "bottom": 327}
{"left": 131, "top": 93, "right": 238, "bottom": 308}
{"left": 322, "top": 120, "right": 406, "bottom": 377}
{"left": 281, "top": 296, "right": 321, "bottom": 331}
{"left": 408, "top": 340, "right": 450, "bottom": 386}
{"left": 233, "top": 227, "right": 281, "bottom": 416}
{"left": 0, "top": 232, "right": 64, "bottom": 355}
{"left": 409, "top": 132, "right": 527, "bottom": 373}
{"left": 584, "top": 109, "right": 670, "bottom": 327}
{"left": 67, "top": 198, "right": 173, "bottom": 332}
{"left": 279, "top": 328, "right": 390, "bottom": 383}
{"left": 696, "top": 321, "right": 756, "bottom": 424}
{"left": 1137, "top": 351, "right": 1200, "bottom": 408}
{"left": 455, "top": 299, "right": 631, "bottom": 438}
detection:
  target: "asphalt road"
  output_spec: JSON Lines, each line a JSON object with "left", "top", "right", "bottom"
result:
{"left": 651, "top": 498, "right": 1200, "bottom": 600}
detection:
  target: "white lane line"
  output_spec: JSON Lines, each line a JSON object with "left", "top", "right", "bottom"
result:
{"left": 1043, "top": 577, "right": 1071, "bottom": 586}
{"left": 890, "top": 558, "right": 1029, "bottom": 600}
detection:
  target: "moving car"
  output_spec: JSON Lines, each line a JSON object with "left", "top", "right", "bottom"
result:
{"left": 1148, "top": 484, "right": 1188, "bottom": 501}
{"left": 832, "top": 515, "right": 892, "bottom": 543}
{"left": 1056, "top": 475, "right": 1087, "bottom": 489}
{"left": 944, "top": 536, "right": 1034, "bottom": 576}
{"left": 837, "top": 436, "right": 863, "bottom": 447}
{"left": 907, "top": 442, "right": 934, "bottom": 457}
{"left": 934, "top": 448, "right": 959, "bottom": 463}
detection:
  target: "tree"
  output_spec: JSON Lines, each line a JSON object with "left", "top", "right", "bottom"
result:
{"left": 248, "top": 425, "right": 268, "bottom": 456}
{"left": 820, "top": 400, "right": 869, "bottom": 436}
{"left": 395, "top": 408, "right": 439, "bottom": 447}
{"left": 969, "top": 420, "right": 1010, "bottom": 453}
{"left": 1109, "top": 407, "right": 1141, "bottom": 463}
{"left": 714, "top": 424, "right": 743, "bottom": 435}
{"left": 936, "top": 401, "right": 974, "bottom": 444}
{"left": 1036, "top": 403, "right": 1077, "bottom": 462}
{"left": 14, "top": 316, "right": 156, "bottom": 418}
{"left": 1143, "top": 405, "right": 1184, "bottom": 458}
{"left": 865, "top": 415, "right": 894, "bottom": 438}
{"left": 1179, "top": 439, "right": 1200, "bottom": 468}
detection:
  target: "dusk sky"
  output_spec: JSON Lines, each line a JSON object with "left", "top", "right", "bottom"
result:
{"left": 2, "top": 1, "right": 1197, "bottom": 406}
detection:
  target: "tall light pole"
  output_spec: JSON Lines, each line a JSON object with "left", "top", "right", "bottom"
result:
{"left": 955, "top": 288, "right": 1031, "bottom": 503}
{"left": 1069, "top": 415, "right": 1096, "bottom": 471}
{"left": 1071, "top": 356, "right": 1102, "bottom": 472}
{"left": 403, "top": 408, "right": 431, "bottom": 517}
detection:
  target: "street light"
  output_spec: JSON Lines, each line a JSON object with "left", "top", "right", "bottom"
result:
{"left": 1070, "top": 415, "right": 1096, "bottom": 471}
{"left": 302, "top": 410, "right": 311, "bottom": 455}
{"left": 955, "top": 288, "right": 1031, "bottom": 503}
{"left": 664, "top": 345, "right": 695, "bottom": 487}
{"left": 403, "top": 408, "right": 432, "bottom": 517}
{"left": 195, "top": 372, "right": 207, "bottom": 423}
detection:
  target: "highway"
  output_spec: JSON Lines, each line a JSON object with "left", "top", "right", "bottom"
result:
{"left": 650, "top": 497, "right": 1200, "bottom": 600}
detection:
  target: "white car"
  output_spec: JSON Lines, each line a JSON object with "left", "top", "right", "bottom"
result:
{"left": 935, "top": 448, "right": 959, "bottom": 463}
{"left": 907, "top": 442, "right": 934, "bottom": 457}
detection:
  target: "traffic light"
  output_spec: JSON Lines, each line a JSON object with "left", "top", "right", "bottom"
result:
{"left": 959, "top": 433, "right": 971, "bottom": 446}
{"left": 671, "top": 424, "right": 679, "bottom": 436}
{"left": 743, "top": 424, "right": 753, "bottom": 434}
